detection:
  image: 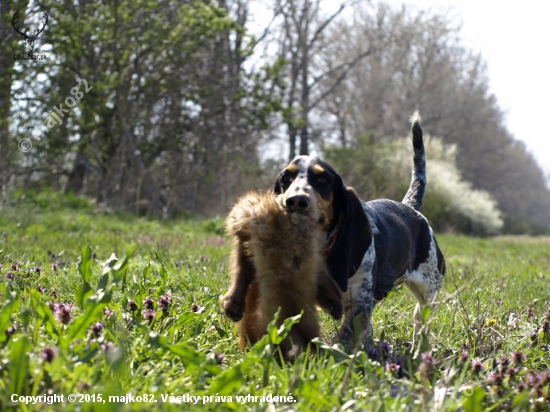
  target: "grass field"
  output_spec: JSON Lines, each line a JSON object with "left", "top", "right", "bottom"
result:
{"left": 1, "top": 193, "right": 549, "bottom": 411}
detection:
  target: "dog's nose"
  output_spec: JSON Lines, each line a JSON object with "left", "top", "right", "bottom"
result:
{"left": 285, "top": 195, "right": 309, "bottom": 211}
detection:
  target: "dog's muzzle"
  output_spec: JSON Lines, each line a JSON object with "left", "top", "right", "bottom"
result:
{"left": 285, "top": 194, "right": 309, "bottom": 212}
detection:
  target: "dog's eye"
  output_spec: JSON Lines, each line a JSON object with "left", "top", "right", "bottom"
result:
{"left": 281, "top": 174, "right": 292, "bottom": 184}
{"left": 317, "top": 177, "right": 328, "bottom": 184}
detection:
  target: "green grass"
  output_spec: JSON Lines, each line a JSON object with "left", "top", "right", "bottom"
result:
{"left": 1, "top": 197, "right": 549, "bottom": 411}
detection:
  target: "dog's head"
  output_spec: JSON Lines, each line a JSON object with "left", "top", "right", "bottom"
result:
{"left": 274, "top": 156, "right": 371, "bottom": 292}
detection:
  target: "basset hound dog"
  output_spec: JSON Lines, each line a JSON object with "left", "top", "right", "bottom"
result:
{"left": 273, "top": 113, "right": 446, "bottom": 349}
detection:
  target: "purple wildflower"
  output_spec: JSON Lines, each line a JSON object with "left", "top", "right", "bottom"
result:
{"left": 386, "top": 362, "right": 401, "bottom": 375}
{"left": 526, "top": 371, "right": 539, "bottom": 387}
{"left": 159, "top": 295, "right": 172, "bottom": 312}
{"left": 472, "top": 361, "right": 485, "bottom": 374}
{"left": 54, "top": 304, "right": 73, "bottom": 325}
{"left": 91, "top": 322, "right": 104, "bottom": 337}
{"left": 527, "top": 306, "right": 535, "bottom": 320}
{"left": 507, "top": 367, "right": 520, "bottom": 379}
{"left": 5, "top": 322, "right": 17, "bottom": 337}
{"left": 497, "top": 356, "right": 510, "bottom": 374}
{"left": 511, "top": 351, "right": 526, "bottom": 365}
{"left": 128, "top": 300, "right": 138, "bottom": 311}
{"left": 487, "top": 371, "right": 503, "bottom": 385}
{"left": 143, "top": 310, "right": 156, "bottom": 322}
{"left": 144, "top": 297, "right": 155, "bottom": 310}
{"left": 40, "top": 347, "right": 58, "bottom": 363}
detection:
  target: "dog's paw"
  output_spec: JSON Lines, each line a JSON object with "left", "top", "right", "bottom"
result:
{"left": 329, "top": 301, "right": 343, "bottom": 321}
{"left": 220, "top": 294, "right": 245, "bottom": 322}
{"left": 333, "top": 326, "right": 355, "bottom": 351}
{"left": 316, "top": 288, "right": 343, "bottom": 320}
{"left": 317, "top": 297, "right": 343, "bottom": 320}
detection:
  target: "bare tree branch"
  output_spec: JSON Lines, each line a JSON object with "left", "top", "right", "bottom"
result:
{"left": 307, "top": 0, "right": 363, "bottom": 49}
{"left": 308, "top": 46, "right": 373, "bottom": 110}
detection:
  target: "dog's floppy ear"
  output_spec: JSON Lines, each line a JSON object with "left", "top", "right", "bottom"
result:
{"left": 326, "top": 179, "right": 372, "bottom": 292}
{"left": 273, "top": 172, "right": 283, "bottom": 195}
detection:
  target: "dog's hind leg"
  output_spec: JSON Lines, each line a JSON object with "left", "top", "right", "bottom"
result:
{"left": 403, "top": 232, "right": 445, "bottom": 355}
{"left": 238, "top": 280, "right": 261, "bottom": 350}
{"left": 405, "top": 282, "right": 432, "bottom": 356}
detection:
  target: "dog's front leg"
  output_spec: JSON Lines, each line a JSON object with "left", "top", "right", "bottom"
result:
{"left": 333, "top": 270, "right": 375, "bottom": 352}
{"left": 334, "top": 245, "right": 377, "bottom": 351}
{"left": 221, "top": 238, "right": 255, "bottom": 322}
{"left": 336, "top": 295, "right": 375, "bottom": 351}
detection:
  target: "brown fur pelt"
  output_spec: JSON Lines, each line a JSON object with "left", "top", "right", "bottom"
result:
{"left": 221, "top": 191, "right": 342, "bottom": 357}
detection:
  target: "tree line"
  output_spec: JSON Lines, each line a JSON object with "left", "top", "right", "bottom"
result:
{"left": 1, "top": 0, "right": 548, "bottom": 234}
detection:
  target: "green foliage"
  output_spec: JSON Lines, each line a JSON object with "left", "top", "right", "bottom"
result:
{"left": 9, "top": 335, "right": 31, "bottom": 395}
{"left": 9, "top": 189, "right": 95, "bottom": 212}
{"left": 0, "top": 199, "right": 550, "bottom": 411}
{"left": 76, "top": 245, "right": 94, "bottom": 309}
{"left": 7, "top": 0, "right": 283, "bottom": 217}
{"left": 462, "top": 387, "right": 486, "bottom": 412}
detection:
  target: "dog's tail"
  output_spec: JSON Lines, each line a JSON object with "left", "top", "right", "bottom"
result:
{"left": 402, "top": 111, "right": 426, "bottom": 211}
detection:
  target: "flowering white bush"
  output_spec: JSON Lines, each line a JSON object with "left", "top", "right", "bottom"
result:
{"left": 390, "top": 136, "right": 503, "bottom": 235}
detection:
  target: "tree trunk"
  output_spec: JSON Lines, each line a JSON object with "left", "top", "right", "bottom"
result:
{"left": 0, "top": 0, "right": 29, "bottom": 201}
{"left": 299, "top": 0, "right": 310, "bottom": 156}
{"left": 299, "top": 124, "right": 308, "bottom": 155}
{"left": 288, "top": 126, "right": 297, "bottom": 160}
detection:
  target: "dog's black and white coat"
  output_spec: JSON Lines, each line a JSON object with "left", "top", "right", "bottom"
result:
{"left": 273, "top": 113, "right": 446, "bottom": 347}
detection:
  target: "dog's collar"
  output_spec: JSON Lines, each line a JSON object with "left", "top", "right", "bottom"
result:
{"left": 323, "top": 227, "right": 338, "bottom": 257}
